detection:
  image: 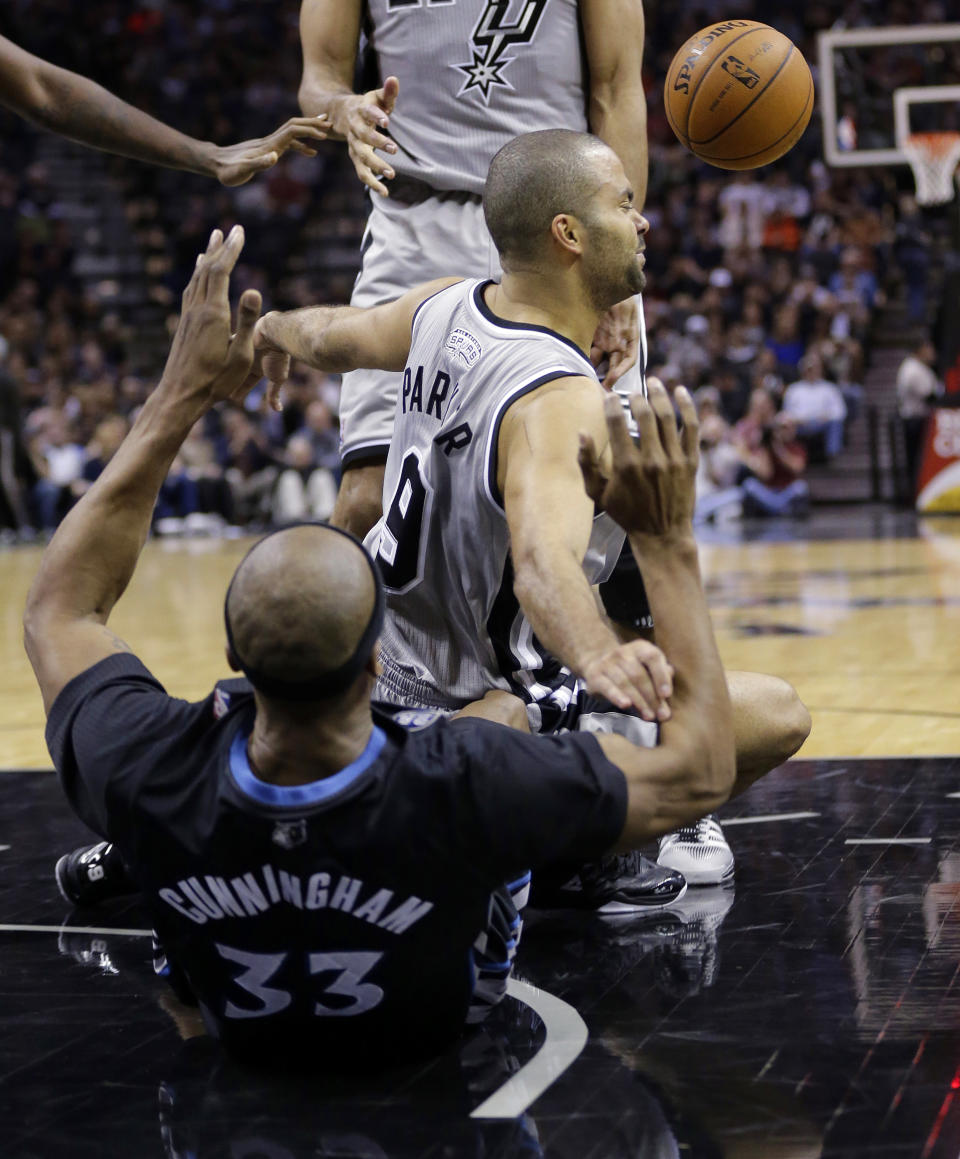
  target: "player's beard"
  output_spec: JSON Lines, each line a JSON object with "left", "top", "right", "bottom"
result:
{"left": 583, "top": 224, "right": 646, "bottom": 311}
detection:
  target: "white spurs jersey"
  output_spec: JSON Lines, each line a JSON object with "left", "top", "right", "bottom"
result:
{"left": 364, "top": 0, "right": 588, "bottom": 194}
{"left": 365, "top": 279, "right": 625, "bottom": 710}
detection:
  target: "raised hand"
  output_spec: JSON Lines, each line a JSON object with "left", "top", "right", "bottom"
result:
{"left": 211, "top": 116, "right": 331, "bottom": 186}
{"left": 590, "top": 297, "right": 639, "bottom": 388}
{"left": 158, "top": 226, "right": 263, "bottom": 408}
{"left": 578, "top": 379, "right": 700, "bottom": 539}
{"left": 582, "top": 637, "right": 674, "bottom": 720}
{"left": 333, "top": 76, "right": 400, "bottom": 196}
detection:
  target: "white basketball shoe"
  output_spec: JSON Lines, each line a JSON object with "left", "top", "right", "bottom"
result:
{"left": 657, "top": 815, "right": 734, "bottom": 885}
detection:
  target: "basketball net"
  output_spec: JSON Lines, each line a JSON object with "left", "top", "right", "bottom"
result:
{"left": 903, "top": 132, "right": 960, "bottom": 206}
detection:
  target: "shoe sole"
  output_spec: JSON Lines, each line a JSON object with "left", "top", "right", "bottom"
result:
{"left": 54, "top": 854, "right": 79, "bottom": 906}
{"left": 593, "top": 880, "right": 688, "bottom": 914}
{"left": 658, "top": 861, "right": 735, "bottom": 886}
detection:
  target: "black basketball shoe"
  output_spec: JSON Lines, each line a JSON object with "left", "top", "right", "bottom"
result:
{"left": 529, "top": 851, "right": 686, "bottom": 914}
{"left": 55, "top": 841, "right": 136, "bottom": 907}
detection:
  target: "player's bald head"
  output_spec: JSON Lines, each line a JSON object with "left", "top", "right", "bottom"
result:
{"left": 225, "top": 525, "right": 378, "bottom": 700}
{"left": 483, "top": 130, "right": 616, "bottom": 268}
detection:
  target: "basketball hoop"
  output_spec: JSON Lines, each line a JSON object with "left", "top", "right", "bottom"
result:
{"left": 903, "top": 132, "right": 960, "bottom": 206}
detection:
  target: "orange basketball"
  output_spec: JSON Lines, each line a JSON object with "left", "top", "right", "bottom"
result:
{"left": 664, "top": 20, "right": 814, "bottom": 170}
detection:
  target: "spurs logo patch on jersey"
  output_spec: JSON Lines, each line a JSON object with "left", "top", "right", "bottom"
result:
{"left": 454, "top": 0, "right": 549, "bottom": 106}
{"left": 445, "top": 328, "right": 482, "bottom": 367}
{"left": 271, "top": 819, "right": 308, "bottom": 850}
{"left": 212, "top": 687, "right": 231, "bottom": 720}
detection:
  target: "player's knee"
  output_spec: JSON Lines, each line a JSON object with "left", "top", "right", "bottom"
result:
{"left": 768, "top": 677, "right": 811, "bottom": 763}
{"left": 330, "top": 464, "right": 385, "bottom": 539}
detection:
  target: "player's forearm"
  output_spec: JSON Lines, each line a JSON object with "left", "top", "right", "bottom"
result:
{"left": 592, "top": 94, "right": 649, "bottom": 211}
{"left": 628, "top": 533, "right": 734, "bottom": 791}
{"left": 22, "top": 59, "right": 218, "bottom": 177}
{"left": 26, "top": 390, "right": 199, "bottom": 625}
{"left": 258, "top": 307, "right": 362, "bottom": 373}
{"left": 513, "top": 547, "right": 620, "bottom": 676}
{"left": 298, "top": 71, "right": 354, "bottom": 137}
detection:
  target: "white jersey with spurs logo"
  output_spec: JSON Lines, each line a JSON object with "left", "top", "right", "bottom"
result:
{"left": 364, "top": 278, "right": 626, "bottom": 715}
{"left": 364, "top": 0, "right": 587, "bottom": 194}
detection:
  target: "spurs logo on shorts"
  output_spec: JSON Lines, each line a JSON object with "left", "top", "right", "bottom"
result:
{"left": 455, "top": 0, "right": 551, "bottom": 106}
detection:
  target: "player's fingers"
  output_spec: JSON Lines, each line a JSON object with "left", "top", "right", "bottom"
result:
{"left": 350, "top": 141, "right": 395, "bottom": 186}
{"left": 586, "top": 671, "right": 632, "bottom": 713}
{"left": 603, "top": 349, "right": 626, "bottom": 387}
{"left": 647, "top": 378, "right": 681, "bottom": 457}
{"left": 271, "top": 120, "right": 330, "bottom": 144}
{"left": 602, "top": 390, "right": 637, "bottom": 468}
{"left": 609, "top": 655, "right": 660, "bottom": 721}
{"left": 380, "top": 75, "right": 399, "bottom": 113}
{"left": 674, "top": 385, "right": 700, "bottom": 463}
{"left": 207, "top": 224, "right": 244, "bottom": 295}
{"left": 631, "top": 383, "right": 662, "bottom": 457}
{"left": 577, "top": 433, "right": 607, "bottom": 504}
{"left": 223, "top": 288, "right": 261, "bottom": 389}
{"left": 354, "top": 163, "right": 390, "bottom": 197}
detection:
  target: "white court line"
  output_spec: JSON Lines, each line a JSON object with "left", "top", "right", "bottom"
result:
{"left": 722, "top": 812, "right": 820, "bottom": 826}
{"left": 947, "top": 793, "right": 960, "bottom": 799}
{"left": 10, "top": 924, "right": 582, "bottom": 1116}
{"left": 0, "top": 845, "right": 9, "bottom": 852}
{"left": 0, "top": 924, "right": 152, "bottom": 936}
{"left": 470, "top": 978, "right": 587, "bottom": 1120}
{"left": 844, "top": 838, "right": 931, "bottom": 846}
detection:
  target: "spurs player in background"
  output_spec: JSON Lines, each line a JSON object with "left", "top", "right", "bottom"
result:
{"left": 298, "top": 0, "right": 737, "bottom": 887}
{"left": 256, "top": 131, "right": 811, "bottom": 911}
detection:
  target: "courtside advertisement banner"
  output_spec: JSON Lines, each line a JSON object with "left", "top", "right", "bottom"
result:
{"left": 916, "top": 407, "right": 960, "bottom": 511}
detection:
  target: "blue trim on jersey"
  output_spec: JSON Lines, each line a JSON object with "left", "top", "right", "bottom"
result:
{"left": 228, "top": 725, "right": 387, "bottom": 807}
{"left": 507, "top": 871, "right": 532, "bottom": 891}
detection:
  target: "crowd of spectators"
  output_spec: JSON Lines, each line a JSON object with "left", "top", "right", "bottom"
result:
{"left": 0, "top": 0, "right": 953, "bottom": 540}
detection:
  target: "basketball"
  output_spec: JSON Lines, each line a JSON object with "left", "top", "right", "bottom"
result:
{"left": 664, "top": 20, "right": 814, "bottom": 170}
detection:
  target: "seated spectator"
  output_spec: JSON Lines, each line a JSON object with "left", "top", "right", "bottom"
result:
{"left": 0, "top": 356, "right": 35, "bottom": 537}
{"left": 781, "top": 352, "right": 848, "bottom": 459}
{"left": 29, "top": 409, "right": 84, "bottom": 531}
{"left": 896, "top": 338, "right": 943, "bottom": 488}
{"left": 734, "top": 386, "right": 779, "bottom": 453}
{"left": 739, "top": 414, "right": 810, "bottom": 519}
{"left": 71, "top": 415, "right": 129, "bottom": 503}
{"left": 179, "top": 421, "right": 236, "bottom": 526}
{"left": 154, "top": 454, "right": 199, "bottom": 535}
{"left": 272, "top": 434, "right": 338, "bottom": 524}
{"left": 764, "top": 305, "right": 805, "bottom": 379}
{"left": 693, "top": 386, "right": 744, "bottom": 526}
{"left": 218, "top": 407, "right": 278, "bottom": 527}
{"left": 300, "top": 398, "right": 341, "bottom": 478}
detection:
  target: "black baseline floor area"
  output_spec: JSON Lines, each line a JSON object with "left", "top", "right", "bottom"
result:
{"left": 2, "top": 758, "right": 960, "bottom": 1159}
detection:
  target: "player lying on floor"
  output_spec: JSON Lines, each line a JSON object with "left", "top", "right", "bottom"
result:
{"left": 253, "top": 129, "right": 811, "bottom": 905}
{"left": 28, "top": 225, "right": 772, "bottom": 1064}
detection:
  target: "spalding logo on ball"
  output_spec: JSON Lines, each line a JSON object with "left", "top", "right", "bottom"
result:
{"left": 665, "top": 20, "right": 814, "bottom": 170}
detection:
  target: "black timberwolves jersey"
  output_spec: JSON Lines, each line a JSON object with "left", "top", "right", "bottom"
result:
{"left": 48, "top": 654, "right": 626, "bottom": 1060}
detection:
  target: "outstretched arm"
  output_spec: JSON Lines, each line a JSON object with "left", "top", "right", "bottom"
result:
{"left": 255, "top": 277, "right": 460, "bottom": 388}
{"left": 500, "top": 376, "right": 672, "bottom": 721}
{"left": 0, "top": 34, "right": 329, "bottom": 186}
{"left": 24, "top": 227, "right": 262, "bottom": 714}
{"left": 298, "top": 0, "right": 399, "bottom": 196}
{"left": 577, "top": 385, "right": 737, "bottom": 845}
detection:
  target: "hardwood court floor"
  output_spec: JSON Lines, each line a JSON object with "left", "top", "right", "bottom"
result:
{"left": 2, "top": 506, "right": 959, "bottom": 766}
{"left": 2, "top": 507, "right": 960, "bottom": 1157}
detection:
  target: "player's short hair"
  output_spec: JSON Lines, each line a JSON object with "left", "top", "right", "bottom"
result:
{"left": 483, "top": 130, "right": 613, "bottom": 268}
{"left": 225, "top": 525, "right": 379, "bottom": 706}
